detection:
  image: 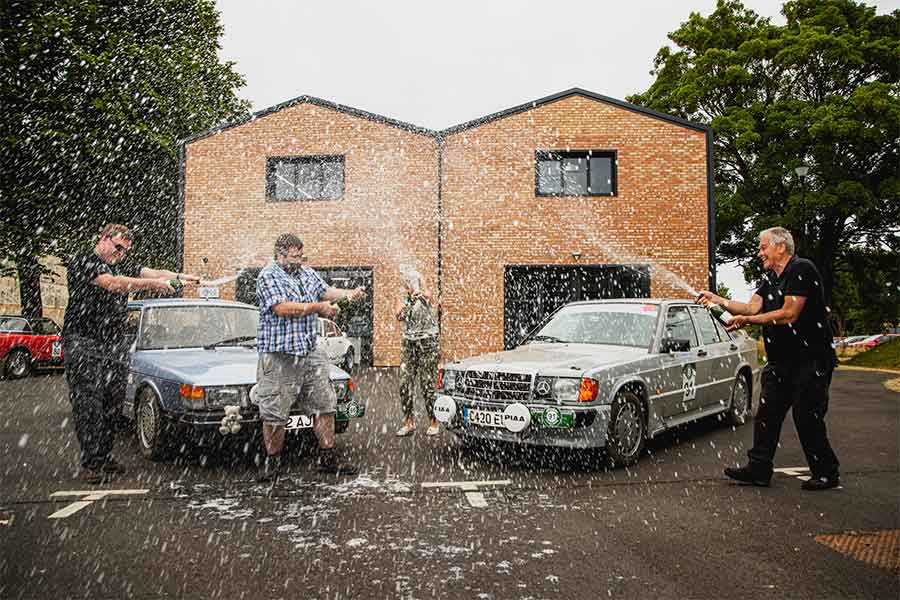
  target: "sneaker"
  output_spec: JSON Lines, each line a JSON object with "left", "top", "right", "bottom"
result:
{"left": 395, "top": 422, "right": 416, "bottom": 437}
{"left": 101, "top": 458, "right": 126, "bottom": 474}
{"left": 724, "top": 465, "right": 771, "bottom": 487}
{"left": 77, "top": 468, "right": 106, "bottom": 485}
{"left": 317, "top": 450, "right": 358, "bottom": 476}
{"left": 425, "top": 421, "right": 440, "bottom": 436}
{"left": 801, "top": 476, "right": 840, "bottom": 491}
{"left": 257, "top": 454, "right": 281, "bottom": 483}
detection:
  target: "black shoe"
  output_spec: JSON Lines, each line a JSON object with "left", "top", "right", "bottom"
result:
{"left": 724, "top": 466, "right": 771, "bottom": 487}
{"left": 77, "top": 468, "right": 106, "bottom": 485}
{"left": 801, "top": 476, "right": 840, "bottom": 491}
{"left": 101, "top": 457, "right": 126, "bottom": 474}
{"left": 317, "top": 450, "right": 358, "bottom": 476}
{"left": 257, "top": 454, "right": 282, "bottom": 483}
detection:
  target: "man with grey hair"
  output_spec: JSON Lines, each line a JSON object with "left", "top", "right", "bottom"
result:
{"left": 698, "top": 226, "right": 840, "bottom": 491}
{"left": 253, "top": 233, "right": 365, "bottom": 481}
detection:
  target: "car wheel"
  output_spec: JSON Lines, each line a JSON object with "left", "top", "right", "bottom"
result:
{"left": 725, "top": 373, "right": 751, "bottom": 426}
{"left": 606, "top": 390, "right": 646, "bottom": 468}
{"left": 342, "top": 348, "right": 355, "bottom": 373}
{"left": 4, "top": 349, "right": 32, "bottom": 379}
{"left": 136, "top": 387, "right": 173, "bottom": 461}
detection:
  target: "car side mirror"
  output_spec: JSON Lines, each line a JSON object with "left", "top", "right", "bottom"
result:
{"left": 661, "top": 337, "right": 691, "bottom": 353}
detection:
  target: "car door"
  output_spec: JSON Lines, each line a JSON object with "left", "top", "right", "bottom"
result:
{"left": 657, "top": 305, "right": 703, "bottom": 419}
{"left": 689, "top": 306, "right": 735, "bottom": 411}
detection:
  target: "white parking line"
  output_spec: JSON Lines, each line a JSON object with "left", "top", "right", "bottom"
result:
{"left": 421, "top": 480, "right": 511, "bottom": 508}
{"left": 774, "top": 467, "right": 811, "bottom": 481}
{"left": 48, "top": 489, "right": 149, "bottom": 519}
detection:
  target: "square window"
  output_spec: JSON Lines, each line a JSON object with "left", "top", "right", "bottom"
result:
{"left": 536, "top": 150, "right": 616, "bottom": 197}
{"left": 266, "top": 156, "right": 345, "bottom": 201}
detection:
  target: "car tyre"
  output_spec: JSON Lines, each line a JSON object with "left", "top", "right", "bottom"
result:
{"left": 136, "top": 387, "right": 174, "bottom": 461}
{"left": 342, "top": 348, "right": 355, "bottom": 373}
{"left": 606, "top": 390, "right": 646, "bottom": 468}
{"left": 725, "top": 373, "right": 751, "bottom": 426}
{"left": 4, "top": 349, "right": 32, "bottom": 379}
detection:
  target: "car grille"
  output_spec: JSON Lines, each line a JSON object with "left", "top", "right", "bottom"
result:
{"left": 458, "top": 371, "right": 532, "bottom": 403}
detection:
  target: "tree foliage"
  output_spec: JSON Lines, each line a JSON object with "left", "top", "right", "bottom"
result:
{"left": 1, "top": 0, "right": 250, "bottom": 317}
{"left": 629, "top": 0, "right": 899, "bottom": 331}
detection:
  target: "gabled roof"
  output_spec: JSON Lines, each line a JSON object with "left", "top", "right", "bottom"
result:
{"left": 179, "top": 94, "right": 439, "bottom": 146}
{"left": 439, "top": 87, "right": 709, "bottom": 136}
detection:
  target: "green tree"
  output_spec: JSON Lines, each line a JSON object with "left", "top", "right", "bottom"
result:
{"left": 1, "top": 0, "right": 250, "bottom": 317}
{"left": 629, "top": 0, "right": 899, "bottom": 319}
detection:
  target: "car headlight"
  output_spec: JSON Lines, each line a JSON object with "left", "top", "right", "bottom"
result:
{"left": 438, "top": 368, "right": 458, "bottom": 393}
{"left": 534, "top": 376, "right": 601, "bottom": 403}
{"left": 205, "top": 386, "right": 246, "bottom": 408}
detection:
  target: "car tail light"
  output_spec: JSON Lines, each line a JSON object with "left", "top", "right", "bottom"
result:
{"left": 579, "top": 378, "right": 599, "bottom": 402}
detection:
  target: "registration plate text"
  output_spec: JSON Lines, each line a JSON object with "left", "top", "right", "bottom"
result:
{"left": 286, "top": 414, "right": 314, "bottom": 430}
{"left": 464, "top": 408, "right": 504, "bottom": 428}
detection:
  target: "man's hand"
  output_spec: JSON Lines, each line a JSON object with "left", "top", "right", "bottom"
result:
{"left": 726, "top": 315, "right": 750, "bottom": 332}
{"left": 318, "top": 302, "right": 338, "bottom": 319}
{"left": 153, "top": 279, "right": 175, "bottom": 294}
{"left": 696, "top": 290, "right": 724, "bottom": 308}
{"left": 349, "top": 286, "right": 366, "bottom": 301}
{"left": 179, "top": 273, "right": 201, "bottom": 283}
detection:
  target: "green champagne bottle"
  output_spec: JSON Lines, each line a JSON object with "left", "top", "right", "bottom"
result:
{"left": 708, "top": 303, "right": 733, "bottom": 326}
{"left": 333, "top": 295, "right": 351, "bottom": 312}
{"left": 169, "top": 279, "right": 183, "bottom": 293}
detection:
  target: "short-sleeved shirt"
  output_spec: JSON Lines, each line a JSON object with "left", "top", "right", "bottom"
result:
{"left": 256, "top": 263, "right": 327, "bottom": 356}
{"left": 63, "top": 250, "right": 142, "bottom": 347}
{"left": 755, "top": 256, "right": 834, "bottom": 366}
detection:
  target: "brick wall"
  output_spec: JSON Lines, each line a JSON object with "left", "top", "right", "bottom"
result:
{"left": 440, "top": 95, "right": 709, "bottom": 361}
{"left": 182, "top": 101, "right": 439, "bottom": 366}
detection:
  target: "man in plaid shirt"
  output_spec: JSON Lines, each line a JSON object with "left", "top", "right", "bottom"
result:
{"left": 253, "top": 233, "right": 365, "bottom": 481}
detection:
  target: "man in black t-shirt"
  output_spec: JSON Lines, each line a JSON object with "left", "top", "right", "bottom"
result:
{"left": 63, "top": 224, "right": 200, "bottom": 483}
{"left": 698, "top": 227, "right": 840, "bottom": 491}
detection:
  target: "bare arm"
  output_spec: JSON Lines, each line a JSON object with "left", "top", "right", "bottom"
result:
{"left": 94, "top": 273, "right": 173, "bottom": 294}
{"left": 728, "top": 295, "right": 806, "bottom": 330}
{"left": 697, "top": 291, "right": 763, "bottom": 316}
{"left": 322, "top": 286, "right": 366, "bottom": 302}
{"left": 139, "top": 267, "right": 201, "bottom": 282}
{"left": 272, "top": 301, "right": 336, "bottom": 319}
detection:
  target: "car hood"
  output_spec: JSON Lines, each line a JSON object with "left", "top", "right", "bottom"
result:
{"left": 447, "top": 343, "right": 648, "bottom": 376}
{"left": 132, "top": 346, "right": 348, "bottom": 386}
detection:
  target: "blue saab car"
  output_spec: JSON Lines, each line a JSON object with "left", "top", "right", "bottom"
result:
{"left": 121, "top": 299, "right": 365, "bottom": 460}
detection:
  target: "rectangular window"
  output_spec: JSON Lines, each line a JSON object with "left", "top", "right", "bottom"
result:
{"left": 266, "top": 155, "right": 345, "bottom": 201}
{"left": 535, "top": 150, "right": 616, "bottom": 196}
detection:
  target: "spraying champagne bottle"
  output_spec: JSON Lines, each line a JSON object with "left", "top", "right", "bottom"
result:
{"left": 696, "top": 294, "right": 733, "bottom": 326}
{"left": 332, "top": 295, "right": 352, "bottom": 313}
{"left": 169, "top": 279, "right": 183, "bottom": 293}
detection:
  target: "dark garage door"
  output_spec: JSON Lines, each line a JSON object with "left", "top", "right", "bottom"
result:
{"left": 503, "top": 264, "right": 651, "bottom": 349}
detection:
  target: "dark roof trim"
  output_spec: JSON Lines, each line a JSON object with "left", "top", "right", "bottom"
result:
{"left": 179, "top": 95, "right": 439, "bottom": 146}
{"left": 440, "top": 87, "right": 710, "bottom": 136}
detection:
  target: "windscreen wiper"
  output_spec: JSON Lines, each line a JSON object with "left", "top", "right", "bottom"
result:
{"left": 204, "top": 335, "right": 257, "bottom": 349}
{"left": 528, "top": 335, "right": 567, "bottom": 343}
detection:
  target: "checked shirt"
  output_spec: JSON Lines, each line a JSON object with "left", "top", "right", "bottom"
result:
{"left": 256, "top": 263, "right": 327, "bottom": 356}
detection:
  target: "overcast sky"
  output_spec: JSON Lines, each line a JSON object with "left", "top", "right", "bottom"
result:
{"left": 215, "top": 0, "right": 897, "bottom": 299}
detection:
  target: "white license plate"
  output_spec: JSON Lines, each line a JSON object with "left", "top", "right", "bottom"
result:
{"left": 51, "top": 341, "right": 62, "bottom": 358}
{"left": 464, "top": 407, "right": 504, "bottom": 428}
{"left": 286, "top": 414, "right": 314, "bottom": 430}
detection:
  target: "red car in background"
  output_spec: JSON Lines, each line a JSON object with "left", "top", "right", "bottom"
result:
{"left": 0, "top": 315, "right": 64, "bottom": 379}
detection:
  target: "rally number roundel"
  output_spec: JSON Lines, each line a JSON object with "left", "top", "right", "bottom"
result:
{"left": 433, "top": 395, "right": 457, "bottom": 424}
{"left": 503, "top": 403, "right": 531, "bottom": 433}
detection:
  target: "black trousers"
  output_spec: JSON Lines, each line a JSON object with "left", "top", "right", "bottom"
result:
{"left": 64, "top": 336, "right": 127, "bottom": 470}
{"left": 748, "top": 360, "right": 840, "bottom": 479}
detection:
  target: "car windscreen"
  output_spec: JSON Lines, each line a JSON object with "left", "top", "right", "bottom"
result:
{"left": 528, "top": 303, "right": 659, "bottom": 348}
{"left": 138, "top": 306, "right": 259, "bottom": 350}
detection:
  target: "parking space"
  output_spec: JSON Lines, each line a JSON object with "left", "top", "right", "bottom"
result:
{"left": 1, "top": 368, "right": 898, "bottom": 598}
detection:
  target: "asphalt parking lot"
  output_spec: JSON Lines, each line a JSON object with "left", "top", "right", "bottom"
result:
{"left": 1, "top": 367, "right": 898, "bottom": 599}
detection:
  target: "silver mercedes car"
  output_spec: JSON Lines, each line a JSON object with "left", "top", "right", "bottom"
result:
{"left": 433, "top": 299, "right": 760, "bottom": 467}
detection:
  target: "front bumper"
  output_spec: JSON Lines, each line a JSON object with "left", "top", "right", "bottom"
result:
{"left": 171, "top": 399, "right": 366, "bottom": 428}
{"left": 444, "top": 397, "right": 611, "bottom": 449}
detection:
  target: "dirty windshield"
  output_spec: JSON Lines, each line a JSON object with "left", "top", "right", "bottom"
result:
{"left": 138, "top": 305, "right": 258, "bottom": 350}
{"left": 528, "top": 303, "right": 659, "bottom": 348}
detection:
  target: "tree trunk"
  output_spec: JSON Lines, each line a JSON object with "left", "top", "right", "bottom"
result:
{"left": 16, "top": 253, "right": 43, "bottom": 319}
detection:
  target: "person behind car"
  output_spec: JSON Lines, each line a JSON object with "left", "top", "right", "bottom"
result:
{"left": 252, "top": 233, "right": 365, "bottom": 481}
{"left": 393, "top": 267, "right": 441, "bottom": 437}
{"left": 63, "top": 223, "right": 200, "bottom": 484}
{"left": 698, "top": 226, "right": 840, "bottom": 491}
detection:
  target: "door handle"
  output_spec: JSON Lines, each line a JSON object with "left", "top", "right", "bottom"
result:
{"left": 697, "top": 349, "right": 708, "bottom": 357}
{"left": 730, "top": 344, "right": 738, "bottom": 351}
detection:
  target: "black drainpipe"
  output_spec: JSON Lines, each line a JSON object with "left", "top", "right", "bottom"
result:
{"left": 705, "top": 127, "right": 716, "bottom": 292}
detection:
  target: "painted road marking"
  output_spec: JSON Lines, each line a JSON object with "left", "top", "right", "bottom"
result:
{"left": 774, "top": 467, "right": 811, "bottom": 481}
{"left": 421, "top": 480, "right": 511, "bottom": 508}
{"left": 49, "top": 489, "right": 149, "bottom": 519}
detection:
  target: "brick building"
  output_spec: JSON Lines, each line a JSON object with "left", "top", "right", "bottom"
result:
{"left": 179, "top": 88, "right": 714, "bottom": 366}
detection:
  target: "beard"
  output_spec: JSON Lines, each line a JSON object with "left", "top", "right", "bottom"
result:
{"left": 283, "top": 263, "right": 303, "bottom": 275}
